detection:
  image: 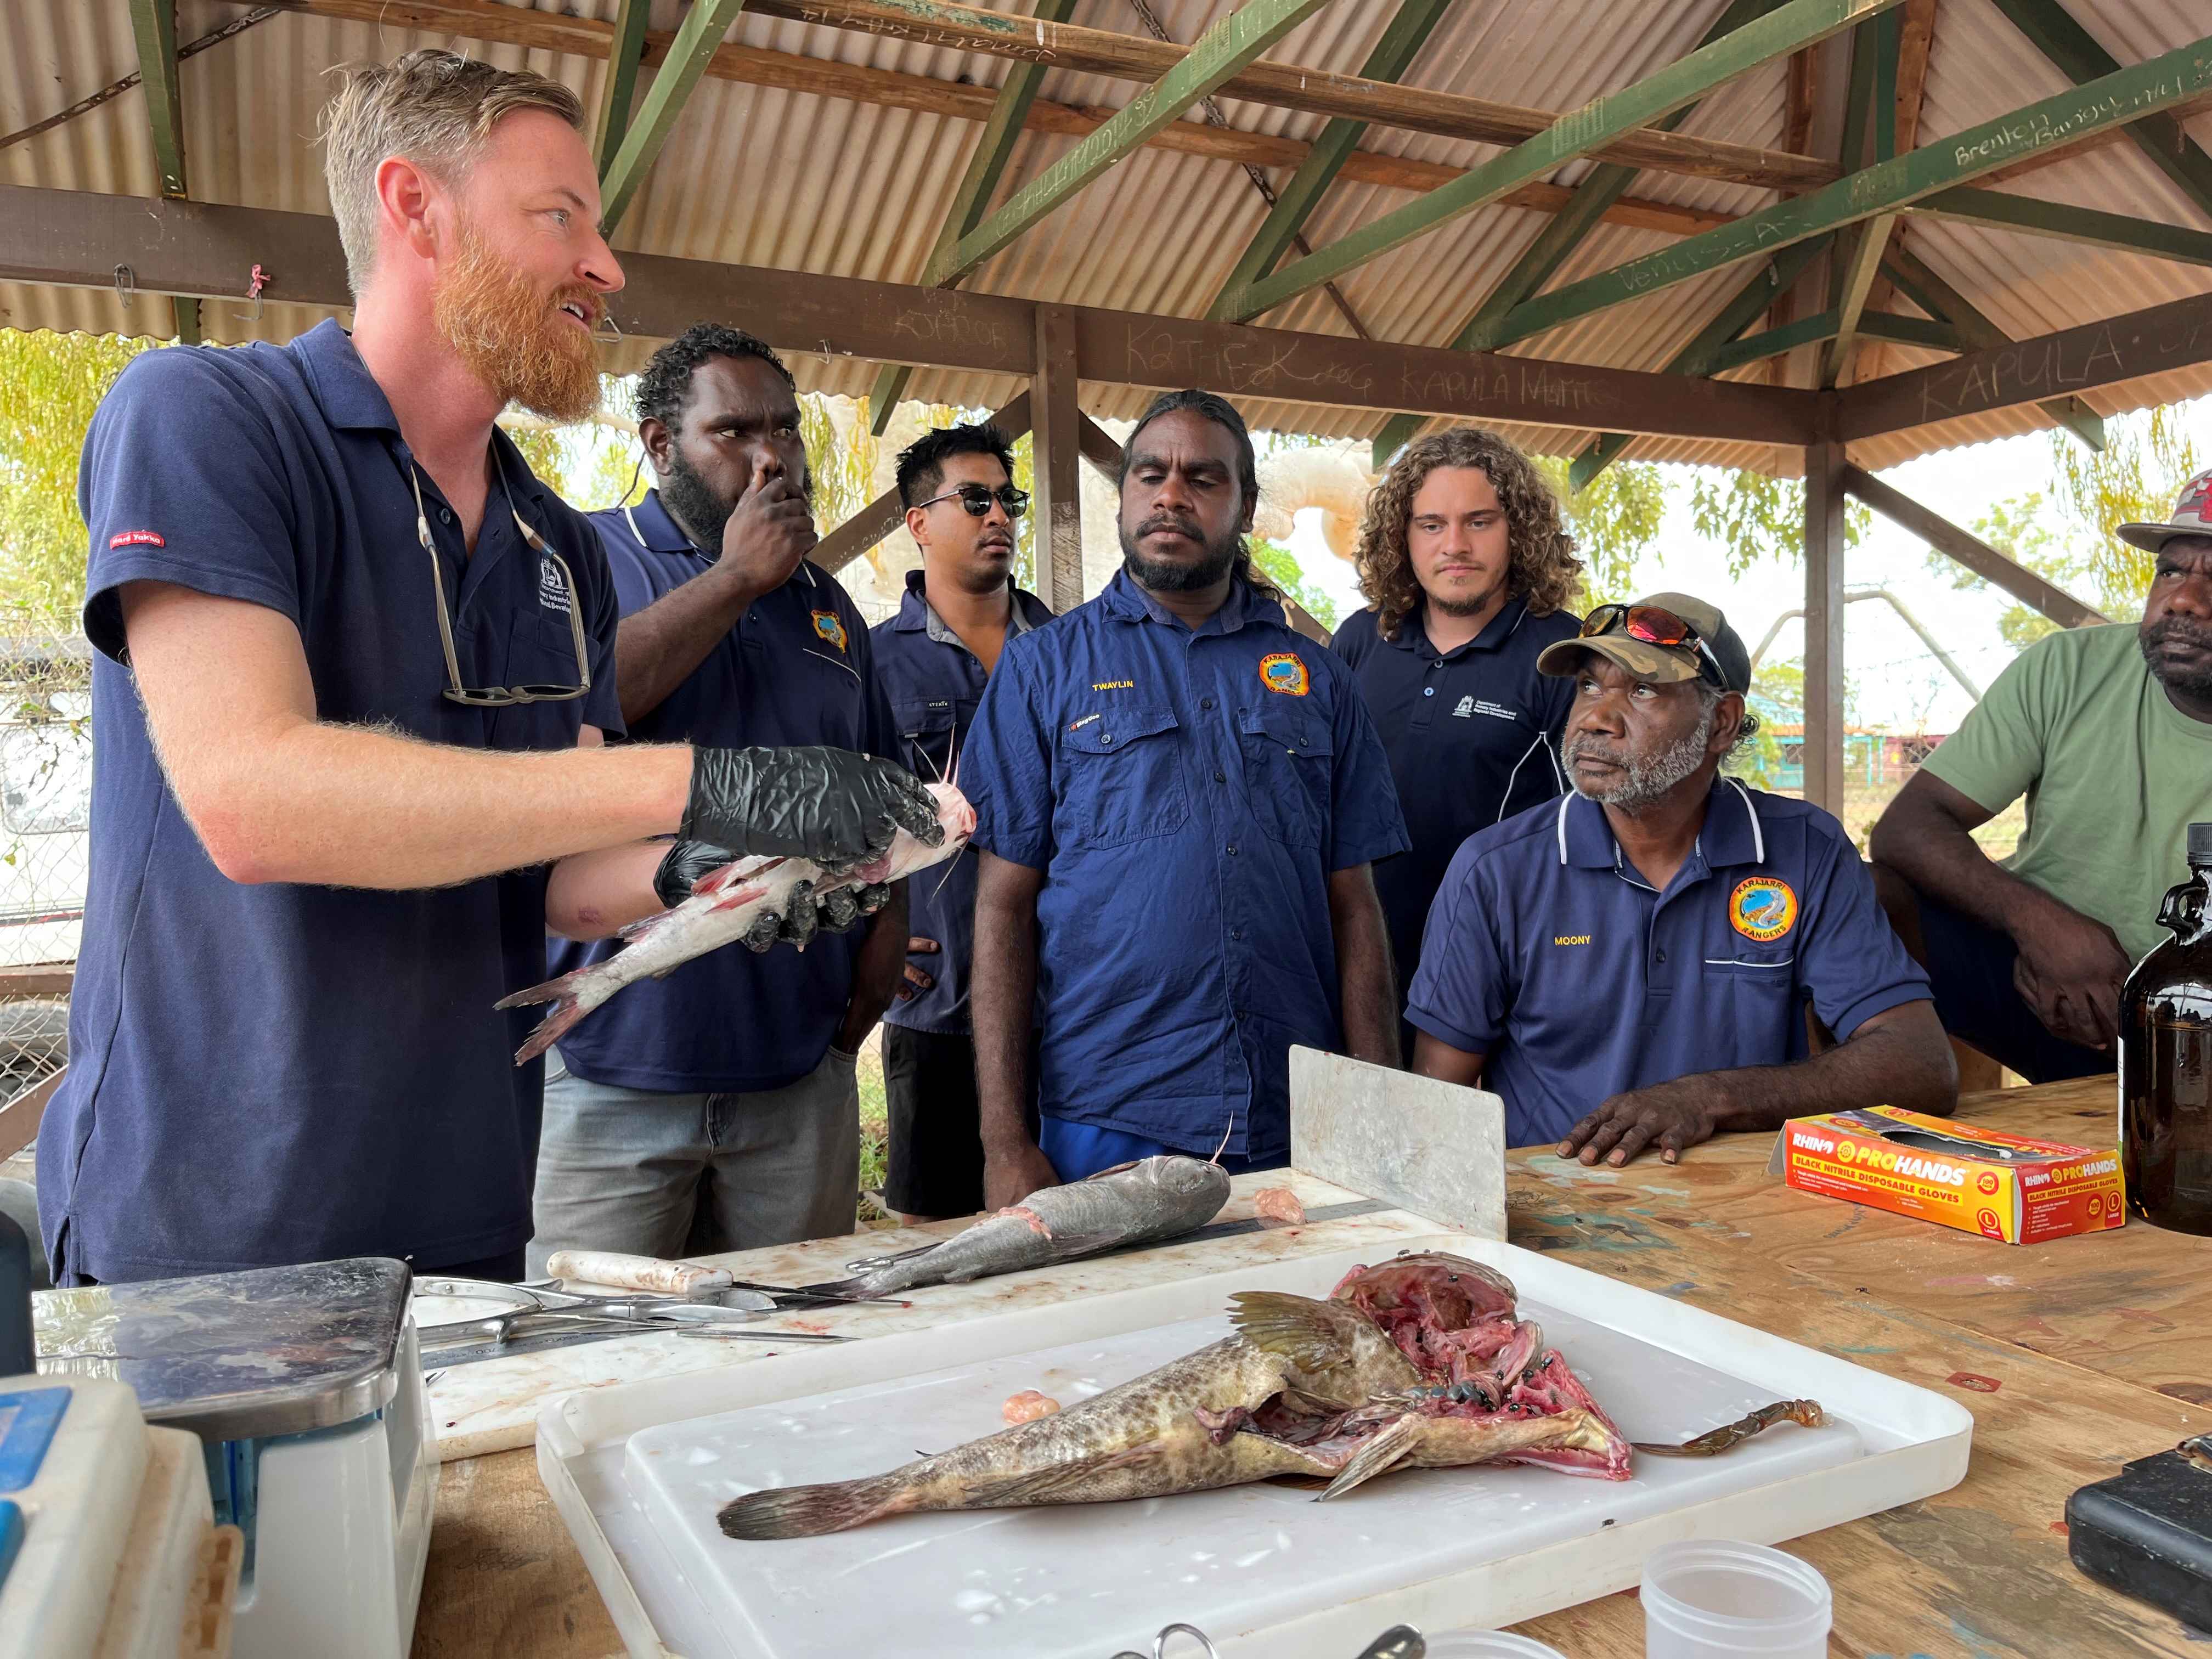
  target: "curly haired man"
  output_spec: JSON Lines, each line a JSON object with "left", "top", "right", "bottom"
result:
{"left": 1331, "top": 429, "right": 1587, "bottom": 1019}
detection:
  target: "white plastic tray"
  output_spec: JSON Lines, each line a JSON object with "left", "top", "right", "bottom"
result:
{"left": 538, "top": 1234, "right": 1972, "bottom": 1658}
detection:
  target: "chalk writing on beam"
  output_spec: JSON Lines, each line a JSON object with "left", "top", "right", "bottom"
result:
{"left": 891, "top": 308, "right": 1013, "bottom": 357}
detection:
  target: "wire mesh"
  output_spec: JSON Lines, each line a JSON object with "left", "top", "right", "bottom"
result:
{"left": 0, "top": 628, "right": 89, "bottom": 1108}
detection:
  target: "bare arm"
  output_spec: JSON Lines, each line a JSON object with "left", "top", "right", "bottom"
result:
{"left": 1559, "top": 1000, "right": 1958, "bottom": 1166}
{"left": 545, "top": 841, "right": 665, "bottom": 940}
{"left": 834, "top": 883, "right": 909, "bottom": 1055}
{"left": 972, "top": 849, "right": 1059, "bottom": 1208}
{"left": 1870, "top": 770, "right": 2131, "bottom": 1047}
{"left": 124, "top": 583, "right": 688, "bottom": 888}
{"left": 1412, "top": 1031, "right": 1486, "bottom": 1088}
{"left": 1327, "top": 863, "right": 1400, "bottom": 1068}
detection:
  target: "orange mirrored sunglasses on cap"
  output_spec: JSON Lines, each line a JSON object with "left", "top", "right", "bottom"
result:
{"left": 1579, "top": 602, "right": 1726, "bottom": 688}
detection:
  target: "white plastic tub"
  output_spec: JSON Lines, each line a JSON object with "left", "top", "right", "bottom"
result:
{"left": 1642, "top": 1539, "right": 1833, "bottom": 1658}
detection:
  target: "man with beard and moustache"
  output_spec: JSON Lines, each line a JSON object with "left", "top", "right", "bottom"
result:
{"left": 528, "top": 325, "right": 906, "bottom": 1266}
{"left": 1870, "top": 472, "right": 2212, "bottom": 1082}
{"left": 1331, "top": 429, "right": 1584, "bottom": 1037}
{"left": 1408, "top": 592, "right": 1955, "bottom": 1164}
{"left": 35, "top": 52, "right": 938, "bottom": 1286}
{"left": 960, "top": 390, "right": 1407, "bottom": 1206}
{"left": 870, "top": 423, "right": 1054, "bottom": 1223}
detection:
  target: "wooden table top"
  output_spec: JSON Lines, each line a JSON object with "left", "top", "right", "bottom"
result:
{"left": 413, "top": 1076, "right": 2207, "bottom": 1658}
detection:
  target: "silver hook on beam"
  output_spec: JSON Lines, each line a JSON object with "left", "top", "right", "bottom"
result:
{"left": 112, "top": 264, "right": 135, "bottom": 309}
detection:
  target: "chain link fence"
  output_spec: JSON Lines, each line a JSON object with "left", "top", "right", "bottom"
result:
{"left": 0, "top": 629, "right": 90, "bottom": 1110}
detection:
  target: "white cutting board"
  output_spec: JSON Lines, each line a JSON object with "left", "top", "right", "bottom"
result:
{"left": 539, "top": 1237, "right": 1973, "bottom": 1658}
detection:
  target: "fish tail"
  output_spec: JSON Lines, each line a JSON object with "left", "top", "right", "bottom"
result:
{"left": 718, "top": 1473, "right": 910, "bottom": 1540}
{"left": 495, "top": 977, "right": 592, "bottom": 1066}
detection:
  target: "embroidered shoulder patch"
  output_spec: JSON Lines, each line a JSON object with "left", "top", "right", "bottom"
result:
{"left": 1258, "top": 651, "right": 1310, "bottom": 696}
{"left": 109, "top": 530, "right": 166, "bottom": 550}
{"left": 811, "top": 610, "right": 849, "bottom": 653}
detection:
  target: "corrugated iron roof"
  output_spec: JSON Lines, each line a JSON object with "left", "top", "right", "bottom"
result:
{"left": 1, "top": 0, "right": 2208, "bottom": 475}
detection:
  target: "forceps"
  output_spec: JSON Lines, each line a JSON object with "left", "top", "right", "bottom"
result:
{"left": 414, "top": 1276, "right": 776, "bottom": 1346}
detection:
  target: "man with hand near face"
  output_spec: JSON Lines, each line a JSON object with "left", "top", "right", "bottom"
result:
{"left": 1333, "top": 429, "right": 1584, "bottom": 1024}
{"left": 871, "top": 423, "right": 1055, "bottom": 1222}
{"left": 527, "top": 325, "right": 906, "bottom": 1268}
{"left": 1410, "top": 592, "right": 1955, "bottom": 1166}
{"left": 960, "top": 390, "right": 1408, "bottom": 1207}
{"left": 1870, "top": 472, "right": 2212, "bottom": 1080}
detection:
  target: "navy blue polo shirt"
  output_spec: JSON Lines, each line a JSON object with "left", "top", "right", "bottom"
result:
{"left": 1407, "top": 778, "right": 1931, "bottom": 1148}
{"left": 870, "top": 568, "right": 1054, "bottom": 1035}
{"left": 1331, "top": 597, "right": 1579, "bottom": 986}
{"left": 547, "top": 490, "right": 896, "bottom": 1093}
{"left": 39, "top": 320, "right": 624, "bottom": 1283}
{"left": 960, "top": 568, "right": 1409, "bottom": 1161}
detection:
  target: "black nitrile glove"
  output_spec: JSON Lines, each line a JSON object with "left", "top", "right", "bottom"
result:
{"left": 653, "top": 838, "right": 740, "bottom": 909}
{"left": 684, "top": 747, "right": 942, "bottom": 867}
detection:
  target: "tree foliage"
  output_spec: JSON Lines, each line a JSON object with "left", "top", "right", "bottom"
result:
{"left": 1249, "top": 538, "right": 1338, "bottom": 630}
{"left": 2045, "top": 404, "right": 2200, "bottom": 612}
{"left": 1685, "top": 469, "right": 1871, "bottom": 576}
{"left": 1542, "top": 457, "right": 1666, "bottom": 606}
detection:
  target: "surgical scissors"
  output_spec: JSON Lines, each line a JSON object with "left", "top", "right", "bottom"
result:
{"left": 413, "top": 1276, "right": 777, "bottom": 1346}
{"left": 1110, "top": 1623, "right": 1220, "bottom": 1659}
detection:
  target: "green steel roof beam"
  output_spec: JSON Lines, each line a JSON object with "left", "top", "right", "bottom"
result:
{"left": 1369, "top": 0, "right": 1792, "bottom": 467}
{"left": 1821, "top": 8, "right": 1901, "bottom": 386}
{"left": 1703, "top": 307, "right": 1844, "bottom": 376}
{"left": 1203, "top": 0, "right": 1455, "bottom": 324}
{"left": 600, "top": 0, "right": 752, "bottom": 234}
{"left": 1217, "top": 0, "right": 1901, "bottom": 325}
{"left": 930, "top": 0, "right": 1336, "bottom": 287}
{"left": 1988, "top": 0, "right": 2212, "bottom": 223}
{"left": 591, "top": 0, "right": 653, "bottom": 178}
{"left": 1911, "top": 185, "right": 2212, "bottom": 268}
{"left": 1486, "top": 32, "right": 2212, "bottom": 354}
{"left": 870, "top": 0, "right": 1081, "bottom": 435}
{"left": 127, "top": 0, "right": 200, "bottom": 345}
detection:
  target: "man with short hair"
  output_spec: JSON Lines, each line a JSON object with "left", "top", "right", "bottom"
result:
{"left": 1332, "top": 428, "right": 1584, "bottom": 1017}
{"left": 962, "top": 390, "right": 1408, "bottom": 1208}
{"left": 528, "top": 325, "right": 906, "bottom": 1266}
{"left": 37, "top": 52, "right": 934, "bottom": 1285}
{"left": 1870, "top": 472, "right": 2212, "bottom": 1080}
{"left": 1412, "top": 593, "right": 1955, "bottom": 1164}
{"left": 871, "top": 423, "right": 1054, "bottom": 1222}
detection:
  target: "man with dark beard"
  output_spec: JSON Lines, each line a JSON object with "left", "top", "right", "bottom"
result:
{"left": 1409, "top": 592, "right": 1954, "bottom": 1163}
{"left": 528, "top": 326, "right": 905, "bottom": 1263}
{"left": 1870, "top": 472, "right": 2212, "bottom": 1081}
{"left": 35, "top": 53, "right": 935, "bottom": 1285}
{"left": 960, "top": 390, "right": 1407, "bottom": 1205}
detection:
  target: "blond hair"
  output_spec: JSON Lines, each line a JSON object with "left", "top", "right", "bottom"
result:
{"left": 320, "top": 48, "right": 583, "bottom": 295}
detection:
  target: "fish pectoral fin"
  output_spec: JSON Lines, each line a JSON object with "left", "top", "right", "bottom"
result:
{"left": 1228, "top": 1292, "right": 1377, "bottom": 1386}
{"left": 1316, "top": 1415, "right": 1423, "bottom": 1503}
{"left": 964, "top": 1443, "right": 1165, "bottom": 1507}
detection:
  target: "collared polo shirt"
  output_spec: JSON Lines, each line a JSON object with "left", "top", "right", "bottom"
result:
{"left": 960, "top": 568, "right": 1409, "bottom": 1162}
{"left": 40, "top": 319, "right": 624, "bottom": 1283}
{"left": 1331, "top": 596, "right": 1579, "bottom": 986}
{"left": 547, "top": 489, "right": 896, "bottom": 1093}
{"left": 1407, "top": 777, "right": 1931, "bottom": 1148}
{"left": 870, "top": 567, "right": 1054, "bottom": 1035}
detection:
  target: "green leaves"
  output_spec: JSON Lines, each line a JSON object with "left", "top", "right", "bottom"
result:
{"left": 1686, "top": 470, "right": 1870, "bottom": 578}
{"left": 1248, "top": 538, "right": 1338, "bottom": 630}
{"left": 1538, "top": 456, "right": 1665, "bottom": 607}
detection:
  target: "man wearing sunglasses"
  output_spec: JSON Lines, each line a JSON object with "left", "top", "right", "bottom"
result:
{"left": 1408, "top": 592, "right": 1956, "bottom": 1166}
{"left": 870, "top": 422, "right": 1056, "bottom": 1222}
{"left": 529, "top": 325, "right": 910, "bottom": 1267}
{"left": 37, "top": 55, "right": 936, "bottom": 1287}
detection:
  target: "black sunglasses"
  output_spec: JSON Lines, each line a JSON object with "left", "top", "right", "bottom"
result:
{"left": 915, "top": 483, "right": 1030, "bottom": 520}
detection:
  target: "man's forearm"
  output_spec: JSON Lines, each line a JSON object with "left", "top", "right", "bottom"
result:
{"left": 614, "top": 569, "right": 754, "bottom": 725}
{"left": 546, "top": 842, "right": 665, "bottom": 939}
{"left": 837, "top": 884, "right": 909, "bottom": 1052}
{"left": 1872, "top": 795, "right": 2065, "bottom": 943}
{"left": 1328, "top": 866, "right": 1400, "bottom": 1067}
{"left": 1664, "top": 1017, "right": 1957, "bottom": 1133}
{"left": 971, "top": 890, "right": 1039, "bottom": 1151}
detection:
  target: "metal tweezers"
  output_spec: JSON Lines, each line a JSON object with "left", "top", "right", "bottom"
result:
{"left": 415, "top": 1276, "right": 778, "bottom": 1346}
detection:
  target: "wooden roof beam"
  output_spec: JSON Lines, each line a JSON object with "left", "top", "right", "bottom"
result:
{"left": 1486, "top": 32, "right": 2212, "bottom": 352}
{"left": 1911, "top": 185, "right": 2212, "bottom": 268}
{"left": 598, "top": 1, "right": 752, "bottom": 232}
{"left": 126, "top": 0, "right": 199, "bottom": 345}
{"left": 1216, "top": 0, "right": 1899, "bottom": 325}
{"left": 590, "top": 0, "right": 652, "bottom": 177}
{"left": 1820, "top": 9, "right": 1900, "bottom": 387}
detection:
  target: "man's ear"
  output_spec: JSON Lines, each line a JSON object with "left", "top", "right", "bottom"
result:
{"left": 1238, "top": 492, "right": 1258, "bottom": 534}
{"left": 374, "top": 155, "right": 443, "bottom": 267}
{"left": 905, "top": 505, "right": 930, "bottom": 548}
{"left": 1710, "top": 690, "right": 1747, "bottom": 755}
{"left": 638, "top": 416, "right": 674, "bottom": 478}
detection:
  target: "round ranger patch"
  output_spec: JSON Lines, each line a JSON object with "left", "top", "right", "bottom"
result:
{"left": 811, "top": 610, "right": 849, "bottom": 653}
{"left": 1259, "top": 651, "right": 1310, "bottom": 696}
{"left": 1729, "top": 875, "right": 1797, "bottom": 942}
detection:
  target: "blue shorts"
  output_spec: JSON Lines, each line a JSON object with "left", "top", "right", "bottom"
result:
{"left": 1037, "top": 1117, "right": 1282, "bottom": 1183}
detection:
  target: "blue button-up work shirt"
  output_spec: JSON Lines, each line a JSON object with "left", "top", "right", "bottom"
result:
{"left": 1407, "top": 778, "right": 1931, "bottom": 1148}
{"left": 870, "top": 568, "right": 1054, "bottom": 1035}
{"left": 960, "top": 569, "right": 1409, "bottom": 1161}
{"left": 41, "top": 320, "right": 624, "bottom": 1283}
{"left": 547, "top": 490, "right": 897, "bottom": 1093}
{"left": 1331, "top": 597, "right": 1579, "bottom": 987}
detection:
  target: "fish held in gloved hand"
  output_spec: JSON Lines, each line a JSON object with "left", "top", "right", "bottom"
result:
{"left": 808, "top": 1155, "right": 1233, "bottom": 1298}
{"left": 497, "top": 781, "right": 974, "bottom": 1065}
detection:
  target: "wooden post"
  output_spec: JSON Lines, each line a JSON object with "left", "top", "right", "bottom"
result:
{"left": 1803, "top": 437, "right": 1848, "bottom": 815}
{"left": 1032, "top": 304, "right": 1084, "bottom": 613}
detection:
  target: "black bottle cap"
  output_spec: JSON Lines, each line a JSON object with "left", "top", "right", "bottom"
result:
{"left": 2193, "top": 822, "right": 2212, "bottom": 867}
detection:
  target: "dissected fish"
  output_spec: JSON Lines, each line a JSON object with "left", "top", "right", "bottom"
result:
{"left": 498, "top": 781, "right": 975, "bottom": 1064}
{"left": 718, "top": 1252, "right": 1748, "bottom": 1541}
{"left": 809, "top": 1155, "right": 1233, "bottom": 1298}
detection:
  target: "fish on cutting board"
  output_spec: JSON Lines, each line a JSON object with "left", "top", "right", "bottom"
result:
{"left": 808, "top": 1155, "right": 1232, "bottom": 1298}
{"left": 719, "top": 1252, "right": 1829, "bottom": 1539}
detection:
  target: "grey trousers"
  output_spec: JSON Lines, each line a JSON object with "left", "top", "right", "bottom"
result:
{"left": 527, "top": 1048, "right": 861, "bottom": 1277}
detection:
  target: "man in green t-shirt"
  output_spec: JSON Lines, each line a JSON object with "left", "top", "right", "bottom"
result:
{"left": 1869, "top": 469, "right": 2212, "bottom": 1081}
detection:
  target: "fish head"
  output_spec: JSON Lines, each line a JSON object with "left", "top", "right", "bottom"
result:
{"left": 1330, "top": 1252, "right": 1517, "bottom": 1331}
{"left": 851, "top": 782, "right": 976, "bottom": 883}
{"left": 1131, "top": 1155, "right": 1233, "bottom": 1206}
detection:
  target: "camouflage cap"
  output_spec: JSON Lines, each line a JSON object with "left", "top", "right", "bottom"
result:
{"left": 1536, "top": 591, "right": 1752, "bottom": 692}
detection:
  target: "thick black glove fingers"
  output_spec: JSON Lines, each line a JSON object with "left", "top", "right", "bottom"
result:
{"left": 816, "top": 886, "right": 862, "bottom": 934}
{"left": 653, "top": 838, "right": 740, "bottom": 910}
{"left": 888, "top": 778, "right": 946, "bottom": 846}
{"left": 853, "top": 882, "right": 891, "bottom": 917}
{"left": 779, "top": 881, "right": 821, "bottom": 950}
{"left": 741, "top": 906, "right": 782, "bottom": 953}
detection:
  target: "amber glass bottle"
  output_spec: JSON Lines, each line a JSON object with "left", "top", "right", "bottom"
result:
{"left": 2120, "top": 822, "right": 2212, "bottom": 1234}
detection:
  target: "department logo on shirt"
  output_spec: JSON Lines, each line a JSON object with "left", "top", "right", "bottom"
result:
{"left": 1453, "top": 695, "right": 1476, "bottom": 718}
{"left": 537, "top": 555, "right": 572, "bottom": 616}
{"left": 811, "top": 610, "right": 849, "bottom": 653}
{"left": 1730, "top": 876, "right": 1798, "bottom": 942}
{"left": 1259, "top": 652, "right": 1310, "bottom": 696}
